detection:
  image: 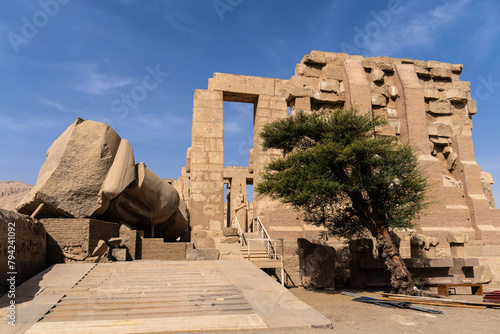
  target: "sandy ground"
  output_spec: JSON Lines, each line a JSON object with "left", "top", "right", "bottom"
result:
{"left": 179, "top": 283, "right": 500, "bottom": 334}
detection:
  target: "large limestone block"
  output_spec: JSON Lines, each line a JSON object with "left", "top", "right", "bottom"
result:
{"left": 443, "top": 88, "right": 467, "bottom": 102}
{"left": 111, "top": 248, "right": 127, "bottom": 261}
{"left": 428, "top": 101, "right": 452, "bottom": 115}
{"left": 410, "top": 234, "right": 439, "bottom": 258}
{"left": 17, "top": 118, "right": 124, "bottom": 217}
{"left": 297, "top": 238, "right": 336, "bottom": 289}
{"left": 321, "top": 64, "right": 344, "bottom": 81}
{"left": 100, "top": 162, "right": 182, "bottom": 236}
{"left": 17, "top": 117, "right": 185, "bottom": 241}
{"left": 447, "top": 231, "right": 468, "bottom": 244}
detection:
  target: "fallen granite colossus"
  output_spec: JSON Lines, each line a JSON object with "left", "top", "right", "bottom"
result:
{"left": 17, "top": 118, "right": 187, "bottom": 241}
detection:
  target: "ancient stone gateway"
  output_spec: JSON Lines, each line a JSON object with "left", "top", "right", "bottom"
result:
{"left": 178, "top": 50, "right": 500, "bottom": 280}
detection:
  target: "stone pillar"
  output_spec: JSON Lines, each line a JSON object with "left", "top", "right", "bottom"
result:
{"left": 394, "top": 64, "right": 446, "bottom": 233}
{"left": 454, "top": 135, "right": 494, "bottom": 236}
{"left": 253, "top": 95, "right": 288, "bottom": 221}
{"left": 447, "top": 231, "right": 468, "bottom": 258}
{"left": 342, "top": 60, "right": 372, "bottom": 116}
{"left": 189, "top": 90, "right": 224, "bottom": 230}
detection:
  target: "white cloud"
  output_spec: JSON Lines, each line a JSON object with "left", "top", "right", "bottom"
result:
{"left": 38, "top": 98, "right": 72, "bottom": 113}
{"left": 118, "top": 0, "right": 206, "bottom": 38}
{"left": 224, "top": 119, "right": 243, "bottom": 135}
{"left": 0, "top": 115, "right": 30, "bottom": 130}
{"left": 0, "top": 114, "right": 62, "bottom": 131}
{"left": 363, "top": 0, "right": 472, "bottom": 56}
{"left": 74, "top": 66, "right": 132, "bottom": 96}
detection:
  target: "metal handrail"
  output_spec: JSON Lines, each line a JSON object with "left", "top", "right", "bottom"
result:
{"left": 251, "top": 217, "right": 275, "bottom": 259}
{"left": 232, "top": 216, "right": 246, "bottom": 245}
{"left": 252, "top": 216, "right": 271, "bottom": 239}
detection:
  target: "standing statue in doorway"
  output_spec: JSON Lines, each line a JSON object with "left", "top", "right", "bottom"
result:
{"left": 233, "top": 184, "right": 250, "bottom": 231}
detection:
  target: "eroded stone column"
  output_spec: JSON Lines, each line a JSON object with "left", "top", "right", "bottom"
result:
{"left": 253, "top": 95, "right": 288, "bottom": 221}
{"left": 394, "top": 64, "right": 447, "bottom": 233}
{"left": 342, "top": 59, "right": 372, "bottom": 116}
{"left": 189, "top": 89, "right": 224, "bottom": 230}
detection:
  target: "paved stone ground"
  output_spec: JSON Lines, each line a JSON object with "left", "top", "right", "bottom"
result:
{"left": 0, "top": 260, "right": 331, "bottom": 333}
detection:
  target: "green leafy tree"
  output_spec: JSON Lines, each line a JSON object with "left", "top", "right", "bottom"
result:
{"left": 257, "top": 109, "right": 428, "bottom": 295}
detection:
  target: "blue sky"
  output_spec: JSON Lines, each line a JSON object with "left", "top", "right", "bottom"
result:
{"left": 1, "top": 0, "right": 499, "bottom": 201}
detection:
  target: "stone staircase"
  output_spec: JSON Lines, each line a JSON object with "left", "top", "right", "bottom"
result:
{"left": 241, "top": 232, "right": 281, "bottom": 269}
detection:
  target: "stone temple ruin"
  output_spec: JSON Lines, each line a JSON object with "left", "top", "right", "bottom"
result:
{"left": 2, "top": 51, "right": 500, "bottom": 293}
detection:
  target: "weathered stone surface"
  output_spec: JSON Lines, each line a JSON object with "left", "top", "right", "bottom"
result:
{"left": 223, "top": 227, "right": 239, "bottom": 237}
{"left": 209, "top": 220, "right": 222, "bottom": 230}
{"left": 63, "top": 252, "right": 86, "bottom": 261}
{"left": 219, "top": 243, "right": 242, "bottom": 260}
{"left": 371, "top": 95, "right": 387, "bottom": 106}
{"left": 16, "top": 118, "right": 185, "bottom": 241}
{"left": 474, "top": 265, "right": 493, "bottom": 283}
{"left": 297, "top": 238, "right": 335, "bottom": 289}
{"left": 154, "top": 202, "right": 189, "bottom": 241}
{"left": 91, "top": 240, "right": 109, "bottom": 257}
{"left": 428, "top": 122, "right": 453, "bottom": 138}
{"left": 415, "top": 66, "right": 430, "bottom": 77}
{"left": 220, "top": 236, "right": 240, "bottom": 244}
{"left": 428, "top": 100, "right": 452, "bottom": 115}
{"left": 192, "top": 230, "right": 208, "bottom": 239}
{"left": 447, "top": 232, "right": 468, "bottom": 258}
{"left": 447, "top": 231, "right": 468, "bottom": 244}
{"left": 321, "top": 64, "right": 344, "bottom": 81}
{"left": 195, "top": 237, "right": 216, "bottom": 249}
{"left": 186, "top": 248, "right": 198, "bottom": 261}
{"left": 17, "top": 118, "right": 123, "bottom": 218}
{"left": 423, "top": 88, "right": 440, "bottom": 100}
{"left": 296, "top": 63, "right": 321, "bottom": 77}
{"left": 451, "top": 63, "right": 463, "bottom": 73}
{"left": 302, "top": 51, "right": 326, "bottom": 65}
{"left": 199, "top": 248, "right": 220, "bottom": 260}
{"left": 101, "top": 162, "right": 183, "bottom": 239}
{"left": 187, "top": 51, "right": 500, "bottom": 285}
{"left": 446, "top": 152, "right": 458, "bottom": 171}
{"left": 320, "top": 80, "right": 340, "bottom": 92}
{"left": 111, "top": 248, "right": 127, "bottom": 261}
{"left": 443, "top": 88, "right": 467, "bottom": 102}
{"left": 387, "top": 108, "right": 398, "bottom": 118}
{"left": 0, "top": 209, "right": 46, "bottom": 293}
{"left": 410, "top": 234, "right": 439, "bottom": 258}
{"left": 388, "top": 86, "right": 398, "bottom": 99}
{"left": 430, "top": 67, "right": 452, "bottom": 79}
{"left": 107, "top": 237, "right": 122, "bottom": 247}
{"left": 371, "top": 67, "right": 385, "bottom": 82}
{"left": 119, "top": 223, "right": 137, "bottom": 260}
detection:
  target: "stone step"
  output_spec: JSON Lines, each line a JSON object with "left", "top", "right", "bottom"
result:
{"left": 249, "top": 259, "right": 282, "bottom": 269}
{"left": 49, "top": 298, "right": 252, "bottom": 313}
{"left": 60, "top": 295, "right": 247, "bottom": 305}
{"left": 42, "top": 304, "right": 255, "bottom": 322}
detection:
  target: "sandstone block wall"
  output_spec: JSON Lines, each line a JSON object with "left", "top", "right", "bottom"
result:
{"left": 40, "top": 218, "right": 120, "bottom": 265}
{"left": 0, "top": 209, "right": 46, "bottom": 293}
{"left": 183, "top": 50, "right": 499, "bottom": 281}
{"left": 278, "top": 51, "right": 499, "bottom": 249}
{"left": 140, "top": 237, "right": 192, "bottom": 260}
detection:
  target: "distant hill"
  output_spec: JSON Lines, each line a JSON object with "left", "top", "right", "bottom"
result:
{"left": 0, "top": 181, "right": 33, "bottom": 211}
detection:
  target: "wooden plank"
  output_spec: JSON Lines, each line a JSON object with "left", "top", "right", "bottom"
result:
{"left": 26, "top": 314, "right": 268, "bottom": 333}
{"left": 381, "top": 293, "right": 500, "bottom": 308}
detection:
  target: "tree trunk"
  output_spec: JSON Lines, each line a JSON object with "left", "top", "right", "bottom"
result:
{"left": 377, "top": 226, "right": 416, "bottom": 295}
